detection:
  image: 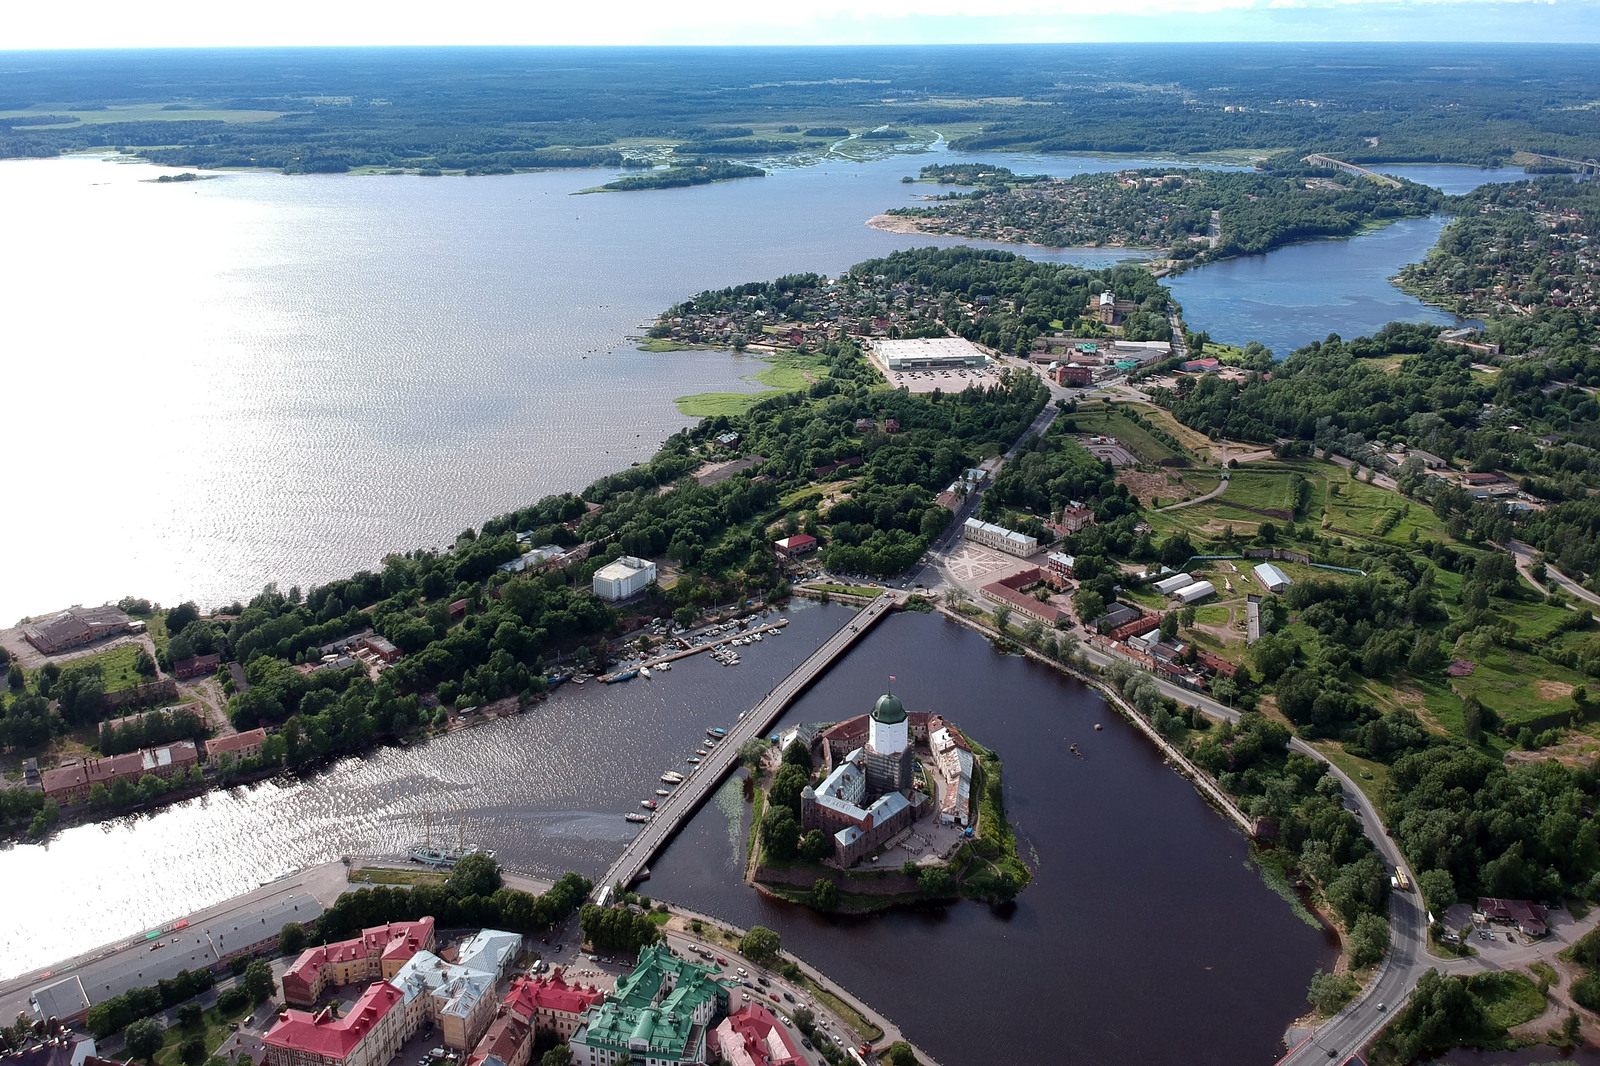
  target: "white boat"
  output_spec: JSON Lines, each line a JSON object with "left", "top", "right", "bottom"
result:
{"left": 753, "top": 634, "right": 763, "bottom": 642}
{"left": 640, "top": 667, "right": 652, "bottom": 679}
{"left": 661, "top": 771, "right": 685, "bottom": 783}
{"left": 625, "top": 812, "right": 651, "bottom": 823}
{"left": 659, "top": 662, "right": 672, "bottom": 671}
{"left": 656, "top": 788, "right": 672, "bottom": 796}
{"left": 687, "top": 757, "right": 701, "bottom": 764}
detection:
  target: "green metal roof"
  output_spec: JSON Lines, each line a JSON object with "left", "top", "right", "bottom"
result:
{"left": 872, "top": 692, "right": 907, "bottom": 724}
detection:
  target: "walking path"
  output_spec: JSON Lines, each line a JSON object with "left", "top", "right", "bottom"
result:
{"left": 1155, "top": 471, "right": 1230, "bottom": 511}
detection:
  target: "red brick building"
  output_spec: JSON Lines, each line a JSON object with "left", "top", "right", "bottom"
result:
{"left": 41, "top": 741, "right": 199, "bottom": 803}
{"left": 204, "top": 728, "right": 268, "bottom": 762}
{"left": 281, "top": 919, "right": 435, "bottom": 1007}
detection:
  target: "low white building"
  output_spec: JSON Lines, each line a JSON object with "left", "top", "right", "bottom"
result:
{"left": 1173, "top": 580, "right": 1216, "bottom": 605}
{"left": 963, "top": 518, "right": 1037, "bottom": 558}
{"left": 1152, "top": 572, "right": 1194, "bottom": 597}
{"left": 874, "top": 336, "right": 990, "bottom": 370}
{"left": 592, "top": 556, "right": 656, "bottom": 602}
{"left": 1252, "top": 563, "right": 1292, "bottom": 594}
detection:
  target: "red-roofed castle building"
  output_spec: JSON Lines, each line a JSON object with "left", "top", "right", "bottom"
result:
{"left": 264, "top": 981, "right": 409, "bottom": 1066}
{"left": 502, "top": 971, "right": 607, "bottom": 1041}
{"left": 281, "top": 919, "right": 436, "bottom": 1007}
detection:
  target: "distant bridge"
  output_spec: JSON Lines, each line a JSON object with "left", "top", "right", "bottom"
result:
{"left": 594, "top": 592, "right": 899, "bottom": 900}
{"left": 1521, "top": 152, "right": 1599, "bottom": 176}
{"left": 1302, "top": 154, "right": 1403, "bottom": 188}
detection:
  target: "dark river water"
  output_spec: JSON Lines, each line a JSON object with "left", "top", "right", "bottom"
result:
{"left": 0, "top": 603, "right": 1336, "bottom": 1064}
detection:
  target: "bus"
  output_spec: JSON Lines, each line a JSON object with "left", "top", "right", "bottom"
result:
{"left": 1395, "top": 869, "right": 1411, "bottom": 892}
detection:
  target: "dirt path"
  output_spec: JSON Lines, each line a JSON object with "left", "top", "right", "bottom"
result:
{"left": 1156, "top": 473, "right": 1230, "bottom": 512}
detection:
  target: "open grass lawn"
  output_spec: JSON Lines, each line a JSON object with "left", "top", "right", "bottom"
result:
{"left": 675, "top": 353, "right": 825, "bottom": 417}
{"left": 1323, "top": 475, "right": 1449, "bottom": 543}
{"left": 1192, "top": 604, "right": 1231, "bottom": 626}
{"left": 1468, "top": 971, "right": 1546, "bottom": 1030}
{"left": 1127, "top": 402, "right": 1215, "bottom": 456}
{"left": 1421, "top": 646, "right": 1588, "bottom": 733}
{"left": 1312, "top": 741, "right": 1394, "bottom": 820}
{"left": 1064, "top": 404, "right": 1181, "bottom": 463}
{"left": 66, "top": 643, "right": 149, "bottom": 693}
{"left": 349, "top": 866, "right": 447, "bottom": 887}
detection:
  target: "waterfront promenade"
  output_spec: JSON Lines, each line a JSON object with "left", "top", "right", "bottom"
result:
{"left": 596, "top": 592, "right": 898, "bottom": 898}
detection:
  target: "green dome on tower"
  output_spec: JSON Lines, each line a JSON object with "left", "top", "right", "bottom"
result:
{"left": 872, "top": 692, "right": 907, "bottom": 724}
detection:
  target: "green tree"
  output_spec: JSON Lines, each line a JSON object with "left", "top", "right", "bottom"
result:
{"left": 737, "top": 738, "right": 768, "bottom": 769}
{"left": 885, "top": 1040, "right": 917, "bottom": 1066}
{"left": 991, "top": 605, "right": 1012, "bottom": 632}
{"left": 278, "top": 923, "right": 307, "bottom": 957}
{"left": 179, "top": 1036, "right": 205, "bottom": 1065}
{"left": 5, "top": 662, "right": 22, "bottom": 691}
{"left": 448, "top": 853, "right": 503, "bottom": 898}
{"left": 760, "top": 807, "right": 801, "bottom": 861}
{"left": 800, "top": 830, "right": 832, "bottom": 863}
{"left": 1348, "top": 911, "right": 1390, "bottom": 969}
{"left": 769, "top": 764, "right": 810, "bottom": 816}
{"left": 809, "top": 879, "right": 839, "bottom": 911}
{"left": 780, "top": 741, "right": 813, "bottom": 773}
{"left": 176, "top": 1003, "right": 204, "bottom": 1030}
{"left": 135, "top": 650, "right": 157, "bottom": 679}
{"left": 1306, "top": 970, "right": 1359, "bottom": 1014}
{"left": 739, "top": 926, "right": 781, "bottom": 966}
{"left": 124, "top": 1018, "right": 164, "bottom": 1062}
{"left": 241, "top": 959, "right": 275, "bottom": 1003}
{"left": 917, "top": 866, "right": 954, "bottom": 897}
{"left": 540, "top": 1048, "right": 572, "bottom": 1066}
{"left": 1159, "top": 613, "right": 1179, "bottom": 641}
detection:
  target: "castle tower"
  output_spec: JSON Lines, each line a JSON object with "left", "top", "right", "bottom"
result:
{"left": 864, "top": 690, "right": 913, "bottom": 795}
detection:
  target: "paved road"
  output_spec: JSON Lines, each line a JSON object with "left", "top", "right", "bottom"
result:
{"left": 1510, "top": 539, "right": 1600, "bottom": 609}
{"left": 595, "top": 593, "right": 899, "bottom": 898}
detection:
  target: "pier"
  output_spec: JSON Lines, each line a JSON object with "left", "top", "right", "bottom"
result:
{"left": 595, "top": 592, "right": 898, "bottom": 899}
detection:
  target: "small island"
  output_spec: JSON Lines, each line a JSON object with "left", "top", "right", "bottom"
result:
{"left": 870, "top": 161, "right": 1445, "bottom": 271}
{"left": 593, "top": 159, "right": 766, "bottom": 193}
{"left": 745, "top": 687, "right": 1030, "bottom": 912}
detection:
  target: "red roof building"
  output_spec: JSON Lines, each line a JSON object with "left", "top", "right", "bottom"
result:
{"left": 710, "top": 1004, "right": 805, "bottom": 1066}
{"left": 773, "top": 534, "right": 818, "bottom": 557}
{"left": 464, "top": 1012, "right": 532, "bottom": 1066}
{"left": 1478, "top": 897, "right": 1549, "bottom": 937}
{"left": 281, "top": 919, "right": 436, "bottom": 1007}
{"left": 978, "top": 568, "right": 1068, "bottom": 625}
{"left": 264, "top": 982, "right": 409, "bottom": 1066}
{"left": 1194, "top": 649, "right": 1238, "bottom": 679}
{"left": 502, "top": 971, "right": 606, "bottom": 1041}
{"left": 204, "top": 728, "right": 268, "bottom": 762}
{"left": 41, "top": 741, "right": 199, "bottom": 804}
{"left": 173, "top": 653, "right": 223, "bottom": 679}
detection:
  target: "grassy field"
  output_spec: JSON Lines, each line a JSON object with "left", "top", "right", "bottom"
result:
{"left": 639, "top": 337, "right": 718, "bottom": 352}
{"left": 807, "top": 583, "right": 881, "bottom": 598}
{"left": 1323, "top": 474, "right": 1450, "bottom": 543}
{"left": 1468, "top": 971, "right": 1546, "bottom": 1030}
{"left": 675, "top": 353, "right": 825, "bottom": 417}
{"left": 1312, "top": 741, "right": 1394, "bottom": 820}
{"left": 1192, "top": 604, "right": 1231, "bottom": 626}
{"left": 1065, "top": 404, "right": 1181, "bottom": 463}
{"left": 348, "top": 865, "right": 447, "bottom": 887}
{"left": 57, "top": 643, "right": 151, "bottom": 693}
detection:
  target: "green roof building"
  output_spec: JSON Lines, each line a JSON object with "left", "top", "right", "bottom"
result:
{"left": 569, "top": 946, "right": 729, "bottom": 1066}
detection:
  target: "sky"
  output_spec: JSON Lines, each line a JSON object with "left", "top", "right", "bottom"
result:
{"left": 2, "top": 0, "right": 1597, "bottom": 48}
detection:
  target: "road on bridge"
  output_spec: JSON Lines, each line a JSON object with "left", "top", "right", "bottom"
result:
{"left": 595, "top": 592, "right": 900, "bottom": 899}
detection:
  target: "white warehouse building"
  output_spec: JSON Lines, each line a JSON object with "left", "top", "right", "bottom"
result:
{"left": 1173, "top": 580, "right": 1216, "bottom": 605}
{"left": 592, "top": 556, "right": 656, "bottom": 602}
{"left": 1152, "top": 572, "right": 1195, "bottom": 597}
{"left": 963, "top": 518, "right": 1038, "bottom": 558}
{"left": 1253, "top": 562, "right": 1293, "bottom": 594}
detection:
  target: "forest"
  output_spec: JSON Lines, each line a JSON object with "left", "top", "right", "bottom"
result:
{"left": 3, "top": 45, "right": 1598, "bottom": 171}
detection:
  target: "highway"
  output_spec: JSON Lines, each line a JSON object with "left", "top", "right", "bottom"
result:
{"left": 593, "top": 592, "right": 899, "bottom": 899}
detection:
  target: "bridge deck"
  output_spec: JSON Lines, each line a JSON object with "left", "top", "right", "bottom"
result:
{"left": 595, "top": 592, "right": 898, "bottom": 898}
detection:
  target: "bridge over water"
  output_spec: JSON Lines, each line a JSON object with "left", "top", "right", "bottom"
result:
{"left": 594, "top": 592, "right": 898, "bottom": 900}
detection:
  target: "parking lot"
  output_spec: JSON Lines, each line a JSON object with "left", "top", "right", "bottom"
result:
{"left": 880, "top": 363, "right": 1003, "bottom": 394}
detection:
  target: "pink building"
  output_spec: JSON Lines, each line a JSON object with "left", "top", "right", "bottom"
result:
{"left": 710, "top": 1004, "right": 804, "bottom": 1066}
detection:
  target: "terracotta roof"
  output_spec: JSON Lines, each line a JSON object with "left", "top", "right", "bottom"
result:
{"left": 503, "top": 970, "right": 605, "bottom": 1020}
{"left": 264, "top": 982, "right": 403, "bottom": 1060}
{"left": 205, "top": 728, "right": 267, "bottom": 759}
